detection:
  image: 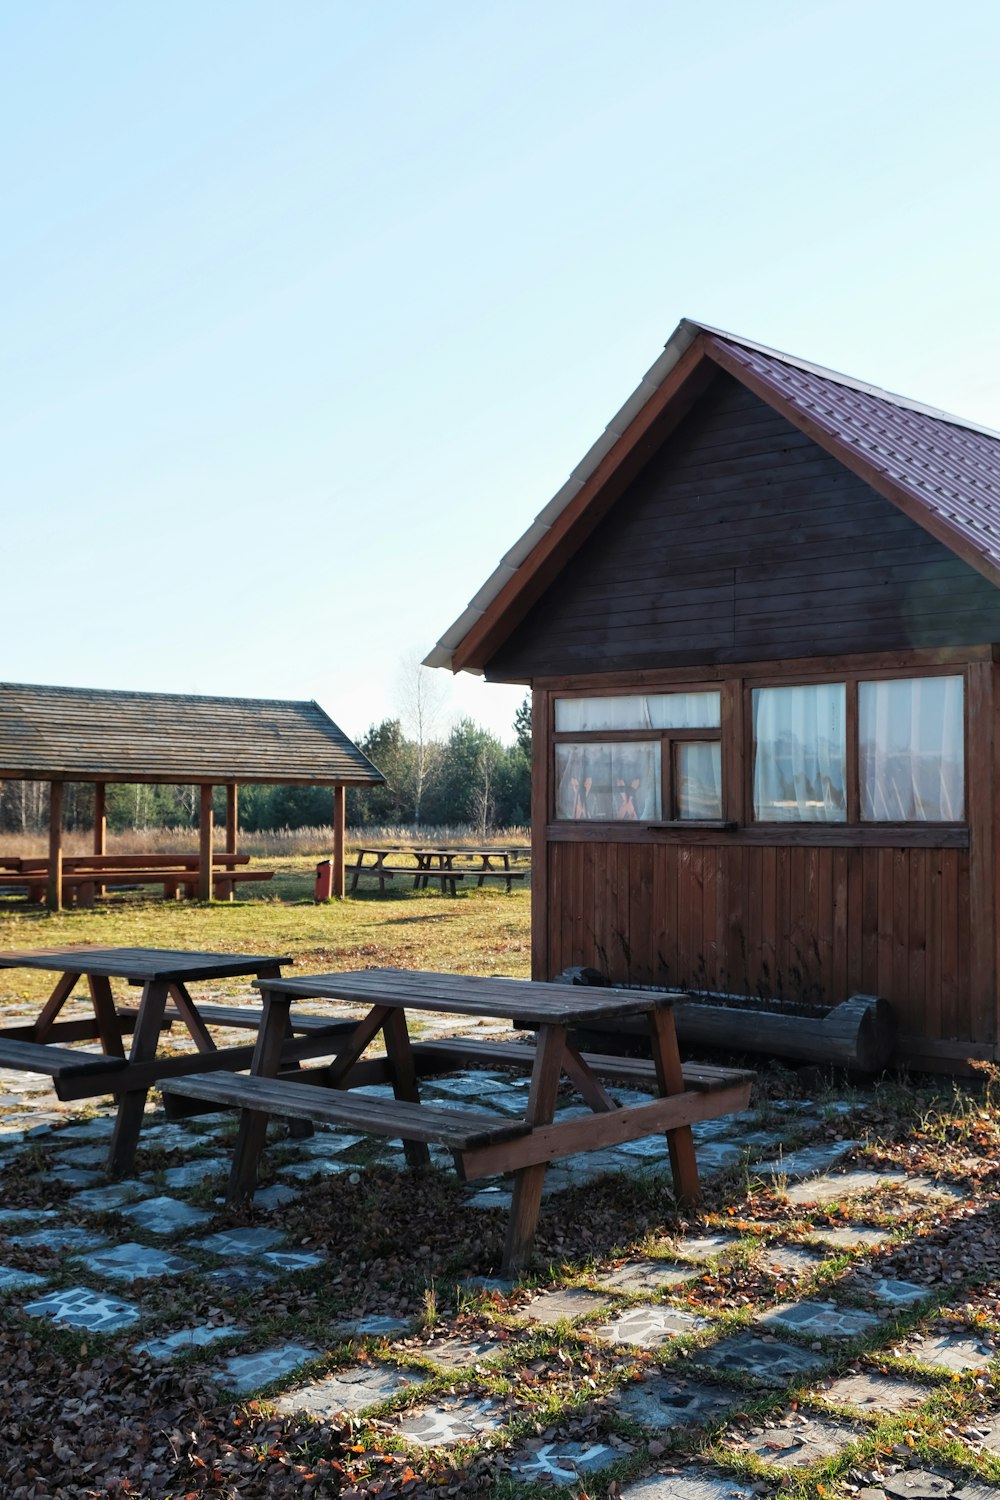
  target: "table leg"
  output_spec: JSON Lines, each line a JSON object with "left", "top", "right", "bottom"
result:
{"left": 228, "top": 991, "right": 292, "bottom": 1203}
{"left": 167, "top": 982, "right": 217, "bottom": 1054}
{"left": 108, "top": 979, "right": 170, "bottom": 1176}
{"left": 250, "top": 966, "right": 308, "bottom": 1140}
{"left": 86, "top": 975, "right": 127, "bottom": 1059}
{"left": 647, "top": 1005, "right": 701, "bottom": 1209}
{"left": 31, "top": 971, "right": 82, "bottom": 1041}
{"left": 382, "top": 1009, "right": 430, "bottom": 1167}
{"left": 503, "top": 1022, "right": 566, "bottom": 1273}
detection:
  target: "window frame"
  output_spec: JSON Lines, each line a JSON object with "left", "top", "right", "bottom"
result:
{"left": 549, "top": 664, "right": 969, "bottom": 834}
{"left": 550, "top": 689, "right": 725, "bottom": 827}
{"left": 745, "top": 665, "right": 968, "bottom": 829}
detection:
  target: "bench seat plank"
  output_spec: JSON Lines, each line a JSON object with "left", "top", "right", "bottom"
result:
{"left": 160, "top": 1074, "right": 530, "bottom": 1150}
{"left": 410, "top": 1036, "right": 754, "bottom": 1092}
{"left": 116, "top": 1003, "right": 356, "bottom": 1036}
{"left": 0, "top": 1038, "right": 129, "bottom": 1078}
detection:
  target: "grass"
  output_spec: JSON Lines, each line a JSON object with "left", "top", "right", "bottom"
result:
{"left": 0, "top": 859, "right": 532, "bottom": 1009}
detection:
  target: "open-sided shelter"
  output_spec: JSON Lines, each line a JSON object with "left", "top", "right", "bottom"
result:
{"left": 0, "top": 683, "right": 383, "bottom": 908}
{"left": 428, "top": 319, "right": 1000, "bottom": 1070}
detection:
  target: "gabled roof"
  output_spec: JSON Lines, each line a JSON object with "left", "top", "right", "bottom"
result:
{"left": 427, "top": 319, "right": 1000, "bottom": 674}
{"left": 0, "top": 683, "right": 385, "bottom": 785}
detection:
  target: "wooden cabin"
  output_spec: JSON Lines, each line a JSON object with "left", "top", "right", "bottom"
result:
{"left": 427, "top": 320, "right": 1000, "bottom": 1070}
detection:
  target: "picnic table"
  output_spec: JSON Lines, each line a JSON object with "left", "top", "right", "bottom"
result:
{"left": 160, "top": 967, "right": 754, "bottom": 1271}
{"left": 0, "top": 946, "right": 355, "bottom": 1174}
{"left": 346, "top": 845, "right": 531, "bottom": 896}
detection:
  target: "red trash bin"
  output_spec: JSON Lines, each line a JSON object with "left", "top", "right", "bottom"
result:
{"left": 315, "top": 858, "right": 334, "bottom": 902}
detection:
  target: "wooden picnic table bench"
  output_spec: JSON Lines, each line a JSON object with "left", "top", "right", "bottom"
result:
{"left": 347, "top": 846, "right": 530, "bottom": 896}
{"left": 0, "top": 946, "right": 317, "bottom": 1173}
{"left": 159, "top": 967, "right": 753, "bottom": 1272}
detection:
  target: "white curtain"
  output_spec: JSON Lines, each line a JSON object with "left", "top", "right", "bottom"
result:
{"left": 676, "top": 742, "right": 722, "bottom": 819}
{"left": 554, "top": 741, "right": 661, "bottom": 820}
{"left": 859, "top": 676, "right": 964, "bottom": 821}
{"left": 555, "top": 692, "right": 720, "bottom": 732}
{"left": 753, "top": 684, "right": 847, "bottom": 822}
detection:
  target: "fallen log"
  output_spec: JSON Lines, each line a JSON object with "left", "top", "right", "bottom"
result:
{"left": 559, "top": 974, "right": 895, "bottom": 1073}
{"left": 672, "top": 993, "right": 894, "bottom": 1072}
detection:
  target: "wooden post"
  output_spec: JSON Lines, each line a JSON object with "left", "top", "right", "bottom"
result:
{"left": 93, "top": 783, "right": 107, "bottom": 855}
{"left": 199, "top": 784, "right": 214, "bottom": 901}
{"left": 226, "top": 784, "right": 238, "bottom": 855}
{"left": 93, "top": 781, "right": 107, "bottom": 898}
{"left": 48, "top": 781, "right": 64, "bottom": 912}
{"left": 333, "top": 784, "right": 346, "bottom": 899}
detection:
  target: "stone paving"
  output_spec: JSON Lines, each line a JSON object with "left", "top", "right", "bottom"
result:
{"left": 725, "top": 1408, "right": 859, "bottom": 1467}
{"left": 3, "top": 1061, "right": 1000, "bottom": 1497}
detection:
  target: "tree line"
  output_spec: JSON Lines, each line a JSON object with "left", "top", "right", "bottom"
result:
{"left": 0, "top": 701, "right": 532, "bottom": 836}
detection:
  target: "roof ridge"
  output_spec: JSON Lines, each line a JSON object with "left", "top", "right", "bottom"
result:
{"left": 689, "top": 318, "right": 1000, "bottom": 442}
{"left": 0, "top": 682, "right": 316, "bottom": 710}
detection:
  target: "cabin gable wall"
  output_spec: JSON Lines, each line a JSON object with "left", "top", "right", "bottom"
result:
{"left": 487, "top": 374, "right": 1000, "bottom": 682}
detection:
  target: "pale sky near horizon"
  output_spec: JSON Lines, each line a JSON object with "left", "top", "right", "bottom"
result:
{"left": 3, "top": 1, "right": 1000, "bottom": 747}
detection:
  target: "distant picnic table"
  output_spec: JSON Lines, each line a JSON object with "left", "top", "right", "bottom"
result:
{"left": 344, "top": 845, "right": 531, "bottom": 896}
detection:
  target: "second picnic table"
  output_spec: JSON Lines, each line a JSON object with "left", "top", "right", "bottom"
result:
{"left": 161, "top": 967, "right": 754, "bottom": 1271}
{"left": 347, "top": 846, "right": 531, "bottom": 896}
{"left": 0, "top": 946, "right": 354, "bottom": 1174}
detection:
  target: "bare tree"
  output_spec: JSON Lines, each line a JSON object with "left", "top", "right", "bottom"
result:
{"left": 394, "top": 651, "right": 446, "bottom": 824}
{"left": 469, "top": 744, "right": 496, "bottom": 840}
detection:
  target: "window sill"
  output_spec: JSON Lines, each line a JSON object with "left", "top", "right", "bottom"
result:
{"left": 645, "top": 820, "right": 738, "bottom": 831}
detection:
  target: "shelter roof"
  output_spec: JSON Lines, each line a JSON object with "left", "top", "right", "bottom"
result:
{"left": 427, "top": 319, "right": 1000, "bottom": 674}
{"left": 0, "top": 683, "right": 384, "bottom": 786}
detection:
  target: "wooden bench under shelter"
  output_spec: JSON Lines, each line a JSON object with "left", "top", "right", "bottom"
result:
{"left": 159, "top": 967, "right": 753, "bottom": 1272}
{"left": 0, "top": 682, "right": 385, "bottom": 909}
{"left": 0, "top": 854, "right": 276, "bottom": 907}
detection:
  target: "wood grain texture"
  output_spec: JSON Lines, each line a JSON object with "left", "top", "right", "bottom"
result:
{"left": 546, "top": 839, "right": 982, "bottom": 1052}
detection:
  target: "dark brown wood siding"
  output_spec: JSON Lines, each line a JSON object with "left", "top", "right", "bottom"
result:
{"left": 486, "top": 374, "right": 1000, "bottom": 682}
{"left": 545, "top": 838, "right": 987, "bottom": 1061}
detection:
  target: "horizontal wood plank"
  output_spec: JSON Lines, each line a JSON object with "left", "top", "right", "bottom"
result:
{"left": 160, "top": 1073, "right": 530, "bottom": 1149}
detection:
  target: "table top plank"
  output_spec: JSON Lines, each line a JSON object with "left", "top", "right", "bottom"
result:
{"left": 254, "top": 967, "right": 673, "bottom": 1026}
{"left": 0, "top": 947, "right": 292, "bottom": 982}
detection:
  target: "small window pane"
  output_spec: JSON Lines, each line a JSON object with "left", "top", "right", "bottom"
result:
{"left": 753, "top": 683, "right": 846, "bottom": 822}
{"left": 859, "top": 676, "right": 964, "bottom": 821}
{"left": 676, "top": 742, "right": 722, "bottom": 820}
{"left": 554, "top": 741, "right": 661, "bottom": 821}
{"left": 555, "top": 692, "right": 720, "bottom": 732}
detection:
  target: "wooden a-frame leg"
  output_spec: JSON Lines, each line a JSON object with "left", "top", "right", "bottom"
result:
{"left": 108, "top": 979, "right": 171, "bottom": 1176}
{"left": 167, "top": 981, "right": 217, "bottom": 1054}
{"left": 382, "top": 1009, "right": 430, "bottom": 1167}
{"left": 503, "top": 1022, "right": 566, "bottom": 1274}
{"left": 31, "top": 971, "right": 82, "bottom": 1041}
{"left": 648, "top": 1005, "right": 701, "bottom": 1210}
{"left": 86, "top": 975, "right": 126, "bottom": 1059}
{"left": 228, "top": 991, "right": 292, "bottom": 1204}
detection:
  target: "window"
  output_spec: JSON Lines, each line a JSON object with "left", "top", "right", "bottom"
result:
{"left": 554, "top": 691, "right": 722, "bottom": 822}
{"left": 752, "top": 683, "right": 847, "bottom": 823}
{"left": 555, "top": 692, "right": 720, "bottom": 732}
{"left": 553, "top": 672, "right": 968, "bottom": 830}
{"left": 555, "top": 741, "right": 661, "bottom": 820}
{"left": 859, "top": 675, "right": 964, "bottom": 821}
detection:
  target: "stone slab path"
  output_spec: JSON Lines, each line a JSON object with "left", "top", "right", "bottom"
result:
{"left": 3, "top": 1057, "right": 1000, "bottom": 1498}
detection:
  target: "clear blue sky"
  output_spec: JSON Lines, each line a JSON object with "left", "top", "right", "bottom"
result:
{"left": 3, "top": 1, "right": 999, "bottom": 745}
